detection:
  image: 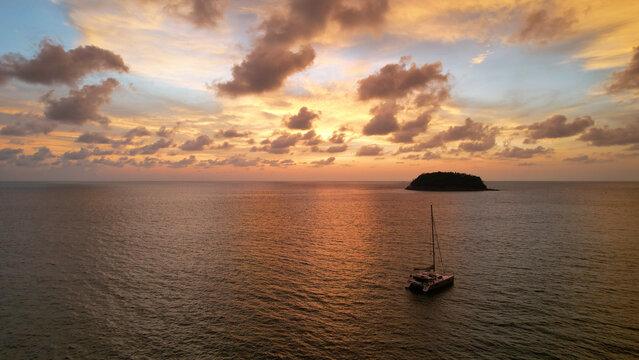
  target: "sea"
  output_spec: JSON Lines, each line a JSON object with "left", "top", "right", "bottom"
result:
{"left": 0, "top": 181, "right": 638, "bottom": 359}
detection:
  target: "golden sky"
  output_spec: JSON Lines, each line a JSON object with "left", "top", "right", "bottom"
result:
{"left": 1, "top": 0, "right": 638, "bottom": 180}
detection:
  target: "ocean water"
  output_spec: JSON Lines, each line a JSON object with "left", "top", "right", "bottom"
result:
{"left": 0, "top": 181, "right": 638, "bottom": 359}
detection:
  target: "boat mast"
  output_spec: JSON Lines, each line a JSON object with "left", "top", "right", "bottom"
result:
{"left": 431, "top": 204, "right": 435, "bottom": 271}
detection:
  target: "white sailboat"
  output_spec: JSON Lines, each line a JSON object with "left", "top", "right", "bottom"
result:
{"left": 406, "top": 205, "right": 454, "bottom": 294}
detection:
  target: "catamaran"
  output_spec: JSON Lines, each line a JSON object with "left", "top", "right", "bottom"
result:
{"left": 406, "top": 204, "right": 454, "bottom": 294}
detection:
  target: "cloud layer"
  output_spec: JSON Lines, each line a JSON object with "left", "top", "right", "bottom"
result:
{"left": 216, "top": 0, "right": 389, "bottom": 96}
{"left": 362, "top": 101, "right": 400, "bottom": 136}
{"left": 578, "top": 119, "right": 639, "bottom": 146}
{"left": 43, "top": 78, "right": 120, "bottom": 125}
{"left": 418, "top": 118, "right": 498, "bottom": 152}
{"left": 606, "top": 46, "right": 639, "bottom": 93}
{"left": 496, "top": 145, "right": 552, "bottom": 158}
{"left": 0, "top": 113, "right": 56, "bottom": 136}
{"left": 358, "top": 58, "right": 450, "bottom": 142}
{"left": 0, "top": 40, "right": 128, "bottom": 86}
{"left": 357, "top": 60, "right": 448, "bottom": 101}
{"left": 180, "top": 134, "right": 213, "bottom": 151}
{"left": 356, "top": 144, "right": 383, "bottom": 156}
{"left": 523, "top": 114, "right": 594, "bottom": 140}
{"left": 509, "top": 9, "right": 576, "bottom": 45}
{"left": 163, "top": 0, "right": 228, "bottom": 29}
{"left": 284, "top": 107, "right": 319, "bottom": 130}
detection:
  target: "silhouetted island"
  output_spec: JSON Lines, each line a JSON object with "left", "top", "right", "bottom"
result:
{"left": 406, "top": 172, "right": 497, "bottom": 191}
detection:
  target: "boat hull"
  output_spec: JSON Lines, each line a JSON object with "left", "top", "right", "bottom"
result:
{"left": 406, "top": 274, "right": 454, "bottom": 294}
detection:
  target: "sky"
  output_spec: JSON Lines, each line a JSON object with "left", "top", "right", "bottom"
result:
{"left": 1, "top": 0, "right": 638, "bottom": 181}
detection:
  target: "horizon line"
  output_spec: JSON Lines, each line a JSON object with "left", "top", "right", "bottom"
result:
{"left": 2, "top": 179, "right": 638, "bottom": 183}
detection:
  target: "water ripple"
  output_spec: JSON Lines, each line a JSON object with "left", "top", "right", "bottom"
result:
{"left": 1, "top": 181, "right": 638, "bottom": 358}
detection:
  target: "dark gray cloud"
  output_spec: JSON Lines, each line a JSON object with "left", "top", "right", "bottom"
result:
{"left": 285, "top": 106, "right": 318, "bottom": 130}
{"left": 395, "top": 151, "right": 440, "bottom": 159}
{"left": 578, "top": 119, "right": 639, "bottom": 146}
{"left": 157, "top": 126, "right": 172, "bottom": 138}
{"left": 310, "top": 142, "right": 348, "bottom": 153}
{"left": 124, "top": 126, "right": 151, "bottom": 139}
{"left": 157, "top": 124, "right": 179, "bottom": 138}
{"left": 250, "top": 131, "right": 307, "bottom": 154}
{"left": 92, "top": 156, "right": 134, "bottom": 168}
{"left": 395, "top": 142, "right": 430, "bottom": 153}
{"left": 0, "top": 67, "right": 8, "bottom": 84}
{"left": 458, "top": 135, "right": 497, "bottom": 152}
{"left": 0, "top": 39, "right": 128, "bottom": 86}
{"left": 0, "top": 147, "right": 23, "bottom": 161}
{"left": 179, "top": 134, "right": 212, "bottom": 151}
{"left": 397, "top": 141, "right": 448, "bottom": 153}
{"left": 495, "top": 145, "right": 552, "bottom": 159}
{"left": 13, "top": 147, "right": 55, "bottom": 166}
{"left": 268, "top": 132, "right": 302, "bottom": 154}
{"left": 357, "top": 60, "right": 448, "bottom": 101}
{"left": 310, "top": 156, "right": 335, "bottom": 167}
{"left": 509, "top": 9, "right": 576, "bottom": 45}
{"left": 523, "top": 114, "right": 594, "bottom": 139}
{"left": 356, "top": 144, "right": 383, "bottom": 156}
{"left": 62, "top": 148, "right": 92, "bottom": 160}
{"left": 216, "top": 0, "right": 389, "bottom": 96}
{"left": 362, "top": 101, "right": 399, "bottom": 135}
{"left": 217, "top": 128, "right": 249, "bottom": 138}
{"left": 400, "top": 152, "right": 440, "bottom": 160}
{"left": 257, "top": 0, "right": 388, "bottom": 47}
{"left": 418, "top": 118, "right": 499, "bottom": 151}
{"left": 214, "top": 141, "right": 233, "bottom": 150}
{"left": 29, "top": 147, "right": 54, "bottom": 161}
{"left": 43, "top": 78, "right": 119, "bottom": 125}
{"left": 259, "top": 1, "right": 337, "bottom": 47}
{"left": 216, "top": 45, "right": 315, "bottom": 96}
{"left": 401, "top": 154, "right": 420, "bottom": 160}
{"left": 76, "top": 131, "right": 112, "bottom": 144}
{"left": 390, "top": 112, "right": 431, "bottom": 143}
{"left": 414, "top": 88, "right": 450, "bottom": 107}
{"left": 358, "top": 59, "right": 450, "bottom": 141}
{"left": 262, "top": 159, "right": 295, "bottom": 167}
{"left": 90, "top": 155, "right": 198, "bottom": 169}
{"left": 92, "top": 147, "right": 115, "bottom": 156}
{"left": 199, "top": 155, "right": 262, "bottom": 167}
{"left": 129, "top": 138, "right": 172, "bottom": 155}
{"left": 334, "top": 0, "right": 389, "bottom": 29}
{"left": 421, "top": 151, "right": 441, "bottom": 160}
{"left": 301, "top": 130, "right": 317, "bottom": 139}
{"left": 326, "top": 144, "right": 348, "bottom": 153}
{"left": 164, "top": 0, "right": 228, "bottom": 29}
{"left": 328, "top": 131, "right": 346, "bottom": 144}
{"left": 302, "top": 129, "right": 322, "bottom": 146}
{"left": 163, "top": 155, "right": 197, "bottom": 168}
{"left": 606, "top": 46, "right": 639, "bottom": 93}
{"left": 136, "top": 157, "right": 160, "bottom": 168}
{"left": 0, "top": 113, "right": 57, "bottom": 136}
{"left": 563, "top": 155, "right": 598, "bottom": 163}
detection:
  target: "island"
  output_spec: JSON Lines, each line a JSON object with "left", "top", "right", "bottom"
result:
{"left": 405, "top": 171, "right": 497, "bottom": 191}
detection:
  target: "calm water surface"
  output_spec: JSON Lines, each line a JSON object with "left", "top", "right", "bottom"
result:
{"left": 1, "top": 181, "right": 638, "bottom": 358}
